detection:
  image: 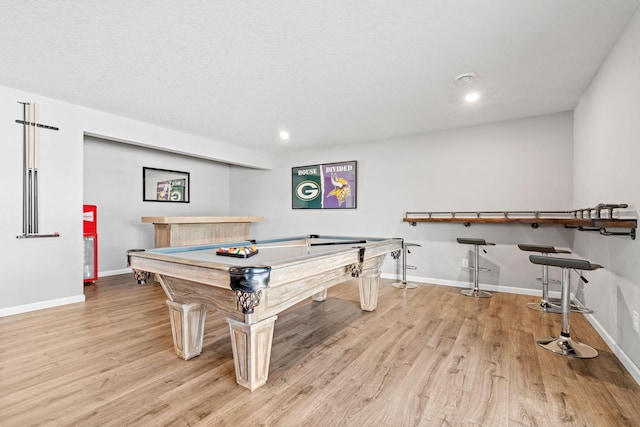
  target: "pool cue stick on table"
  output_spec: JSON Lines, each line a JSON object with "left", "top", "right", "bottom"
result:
{"left": 254, "top": 239, "right": 368, "bottom": 250}
{"left": 309, "top": 240, "right": 368, "bottom": 246}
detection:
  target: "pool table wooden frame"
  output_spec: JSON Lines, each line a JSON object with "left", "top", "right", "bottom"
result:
{"left": 127, "top": 234, "right": 402, "bottom": 391}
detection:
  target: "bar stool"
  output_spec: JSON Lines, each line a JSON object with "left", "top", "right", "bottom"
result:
{"left": 392, "top": 242, "right": 421, "bottom": 289}
{"left": 529, "top": 255, "right": 602, "bottom": 359}
{"left": 518, "top": 244, "right": 592, "bottom": 314}
{"left": 518, "top": 244, "right": 570, "bottom": 313}
{"left": 457, "top": 238, "right": 495, "bottom": 298}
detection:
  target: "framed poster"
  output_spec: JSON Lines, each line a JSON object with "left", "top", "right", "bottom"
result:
{"left": 292, "top": 161, "right": 357, "bottom": 209}
{"left": 143, "top": 167, "right": 190, "bottom": 203}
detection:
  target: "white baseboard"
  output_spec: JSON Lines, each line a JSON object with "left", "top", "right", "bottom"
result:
{"left": 381, "top": 273, "right": 560, "bottom": 299}
{"left": 99, "top": 268, "right": 132, "bottom": 277}
{"left": 0, "top": 294, "right": 85, "bottom": 318}
{"left": 584, "top": 312, "right": 640, "bottom": 385}
{"left": 0, "top": 268, "right": 131, "bottom": 317}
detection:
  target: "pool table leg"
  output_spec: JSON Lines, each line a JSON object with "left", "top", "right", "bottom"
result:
{"left": 227, "top": 315, "right": 278, "bottom": 391}
{"left": 166, "top": 300, "right": 207, "bottom": 360}
{"left": 358, "top": 271, "right": 381, "bottom": 311}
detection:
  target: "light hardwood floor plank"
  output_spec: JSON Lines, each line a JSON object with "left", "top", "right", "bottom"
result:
{"left": 1, "top": 274, "right": 639, "bottom": 426}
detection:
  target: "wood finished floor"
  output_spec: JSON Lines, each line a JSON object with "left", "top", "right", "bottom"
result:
{"left": 1, "top": 275, "right": 639, "bottom": 426}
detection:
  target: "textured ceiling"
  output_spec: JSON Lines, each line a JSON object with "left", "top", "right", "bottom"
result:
{"left": 1, "top": 1, "right": 639, "bottom": 153}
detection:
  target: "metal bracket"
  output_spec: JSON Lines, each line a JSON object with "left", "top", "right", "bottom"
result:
{"left": 599, "top": 228, "right": 636, "bottom": 240}
{"left": 566, "top": 225, "right": 636, "bottom": 240}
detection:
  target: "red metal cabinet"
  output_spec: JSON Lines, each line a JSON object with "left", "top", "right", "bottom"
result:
{"left": 83, "top": 205, "right": 98, "bottom": 283}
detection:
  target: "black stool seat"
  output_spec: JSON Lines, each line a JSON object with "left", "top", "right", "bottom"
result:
{"left": 457, "top": 238, "right": 495, "bottom": 246}
{"left": 518, "top": 244, "right": 570, "bottom": 254}
{"left": 529, "top": 255, "right": 603, "bottom": 271}
{"left": 529, "top": 255, "right": 603, "bottom": 359}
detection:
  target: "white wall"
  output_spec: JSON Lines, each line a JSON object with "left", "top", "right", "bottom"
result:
{"left": 573, "top": 9, "right": 640, "bottom": 372}
{"left": 0, "top": 84, "right": 273, "bottom": 315}
{"left": 83, "top": 136, "right": 232, "bottom": 273}
{"left": 1, "top": 88, "right": 84, "bottom": 313}
{"left": 231, "top": 112, "right": 575, "bottom": 293}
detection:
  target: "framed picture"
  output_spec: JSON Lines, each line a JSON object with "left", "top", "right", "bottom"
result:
{"left": 292, "top": 161, "right": 357, "bottom": 209}
{"left": 143, "top": 167, "right": 190, "bottom": 203}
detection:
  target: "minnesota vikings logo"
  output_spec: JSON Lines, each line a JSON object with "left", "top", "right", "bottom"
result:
{"left": 327, "top": 173, "right": 351, "bottom": 206}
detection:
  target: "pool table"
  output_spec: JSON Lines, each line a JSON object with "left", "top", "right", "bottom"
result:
{"left": 127, "top": 234, "right": 402, "bottom": 391}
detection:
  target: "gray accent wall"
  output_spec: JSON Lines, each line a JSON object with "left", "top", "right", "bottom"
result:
{"left": 230, "top": 112, "right": 574, "bottom": 293}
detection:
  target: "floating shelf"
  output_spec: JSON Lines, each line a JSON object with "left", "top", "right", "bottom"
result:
{"left": 403, "top": 204, "right": 637, "bottom": 239}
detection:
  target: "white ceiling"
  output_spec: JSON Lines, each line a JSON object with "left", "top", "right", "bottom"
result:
{"left": 1, "top": 1, "right": 639, "bottom": 154}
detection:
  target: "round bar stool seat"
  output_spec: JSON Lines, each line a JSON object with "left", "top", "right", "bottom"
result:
{"left": 457, "top": 238, "right": 495, "bottom": 298}
{"left": 529, "top": 255, "right": 602, "bottom": 359}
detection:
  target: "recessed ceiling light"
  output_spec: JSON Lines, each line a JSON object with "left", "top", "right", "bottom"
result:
{"left": 279, "top": 130, "right": 290, "bottom": 140}
{"left": 465, "top": 92, "right": 480, "bottom": 102}
{"left": 455, "top": 72, "right": 476, "bottom": 84}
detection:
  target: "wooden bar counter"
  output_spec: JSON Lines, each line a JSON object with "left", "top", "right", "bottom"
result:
{"left": 141, "top": 216, "right": 263, "bottom": 247}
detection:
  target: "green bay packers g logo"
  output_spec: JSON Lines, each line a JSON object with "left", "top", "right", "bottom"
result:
{"left": 296, "top": 181, "right": 320, "bottom": 201}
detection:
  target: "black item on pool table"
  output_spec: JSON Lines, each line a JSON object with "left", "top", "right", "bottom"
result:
{"left": 216, "top": 247, "right": 259, "bottom": 258}
{"left": 228, "top": 266, "right": 272, "bottom": 314}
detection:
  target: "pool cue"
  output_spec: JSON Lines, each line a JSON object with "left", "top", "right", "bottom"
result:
{"left": 251, "top": 243, "right": 307, "bottom": 250}
{"left": 309, "top": 240, "right": 367, "bottom": 246}
{"left": 19, "top": 102, "right": 28, "bottom": 236}
{"left": 27, "top": 103, "right": 33, "bottom": 234}
{"left": 253, "top": 240, "right": 368, "bottom": 250}
{"left": 33, "top": 103, "right": 39, "bottom": 233}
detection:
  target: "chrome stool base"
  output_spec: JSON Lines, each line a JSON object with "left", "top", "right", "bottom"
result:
{"left": 536, "top": 335, "right": 598, "bottom": 359}
{"left": 549, "top": 297, "right": 594, "bottom": 314}
{"left": 526, "top": 298, "right": 593, "bottom": 314}
{"left": 461, "top": 288, "right": 492, "bottom": 298}
{"left": 526, "top": 301, "right": 562, "bottom": 313}
{"left": 529, "top": 255, "right": 602, "bottom": 360}
{"left": 392, "top": 282, "right": 417, "bottom": 289}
